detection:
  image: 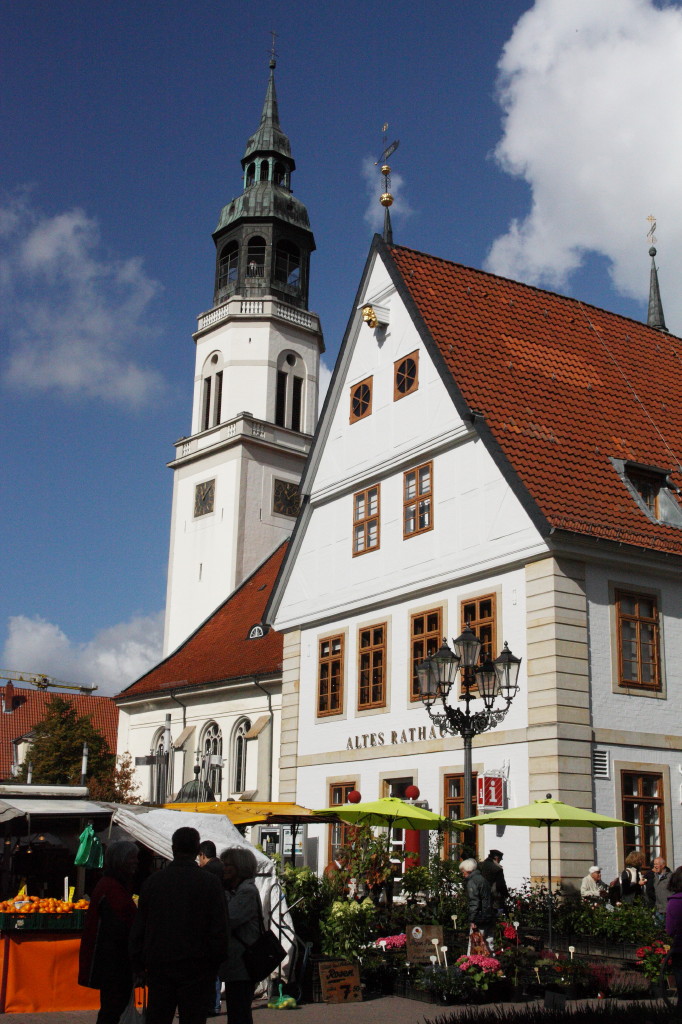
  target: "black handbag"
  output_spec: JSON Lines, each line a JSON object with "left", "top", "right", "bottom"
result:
{"left": 238, "top": 897, "right": 286, "bottom": 983}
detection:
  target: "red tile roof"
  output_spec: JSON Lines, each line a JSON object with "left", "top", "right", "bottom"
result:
{"left": 117, "top": 543, "right": 287, "bottom": 700}
{"left": 0, "top": 686, "right": 118, "bottom": 780}
{"left": 389, "top": 243, "right": 682, "bottom": 556}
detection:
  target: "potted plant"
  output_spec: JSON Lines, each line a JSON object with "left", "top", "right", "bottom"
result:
{"left": 635, "top": 940, "right": 670, "bottom": 997}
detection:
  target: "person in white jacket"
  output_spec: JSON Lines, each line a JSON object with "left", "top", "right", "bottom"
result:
{"left": 580, "top": 866, "right": 608, "bottom": 899}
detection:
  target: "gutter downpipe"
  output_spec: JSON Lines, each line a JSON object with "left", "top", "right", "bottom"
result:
{"left": 252, "top": 678, "right": 273, "bottom": 801}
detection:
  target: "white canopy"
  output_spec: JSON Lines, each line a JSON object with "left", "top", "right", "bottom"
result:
{"left": 0, "top": 798, "right": 111, "bottom": 822}
{"left": 112, "top": 805, "right": 295, "bottom": 976}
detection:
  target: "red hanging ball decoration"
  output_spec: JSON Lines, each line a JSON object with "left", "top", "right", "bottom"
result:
{"left": 347, "top": 790, "right": 362, "bottom": 804}
{"left": 405, "top": 785, "right": 420, "bottom": 800}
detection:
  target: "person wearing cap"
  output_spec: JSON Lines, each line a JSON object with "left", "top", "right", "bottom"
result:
{"left": 581, "top": 865, "right": 608, "bottom": 899}
{"left": 479, "top": 849, "right": 509, "bottom": 918}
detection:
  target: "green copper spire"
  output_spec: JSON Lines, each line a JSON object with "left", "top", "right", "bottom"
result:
{"left": 647, "top": 246, "right": 667, "bottom": 332}
{"left": 242, "top": 58, "right": 292, "bottom": 164}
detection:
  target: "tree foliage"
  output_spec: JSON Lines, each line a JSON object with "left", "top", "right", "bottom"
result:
{"left": 88, "top": 752, "right": 141, "bottom": 803}
{"left": 17, "top": 695, "right": 114, "bottom": 787}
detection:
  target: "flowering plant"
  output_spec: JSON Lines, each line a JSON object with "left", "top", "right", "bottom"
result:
{"left": 374, "top": 933, "right": 406, "bottom": 950}
{"left": 502, "top": 923, "right": 518, "bottom": 940}
{"left": 455, "top": 954, "right": 502, "bottom": 991}
{"left": 635, "top": 940, "right": 670, "bottom": 981}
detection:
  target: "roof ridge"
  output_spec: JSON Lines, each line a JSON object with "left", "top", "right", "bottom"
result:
{"left": 391, "top": 243, "right": 681, "bottom": 341}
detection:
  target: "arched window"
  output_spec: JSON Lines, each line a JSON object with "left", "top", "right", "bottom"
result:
{"left": 218, "top": 241, "right": 239, "bottom": 290}
{"left": 246, "top": 236, "right": 266, "bottom": 278}
{"left": 200, "top": 352, "right": 224, "bottom": 433}
{"left": 274, "top": 241, "right": 300, "bottom": 288}
{"left": 260, "top": 160, "right": 269, "bottom": 182}
{"left": 201, "top": 721, "right": 223, "bottom": 799}
{"left": 232, "top": 718, "right": 251, "bottom": 793}
{"left": 275, "top": 351, "right": 304, "bottom": 431}
{"left": 245, "top": 162, "right": 256, "bottom": 187}
{"left": 150, "top": 728, "right": 167, "bottom": 805}
{"left": 274, "top": 162, "right": 287, "bottom": 187}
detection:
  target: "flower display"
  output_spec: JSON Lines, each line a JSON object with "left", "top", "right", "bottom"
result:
{"left": 503, "top": 923, "right": 518, "bottom": 940}
{"left": 374, "top": 933, "right": 407, "bottom": 950}
{"left": 635, "top": 940, "right": 669, "bottom": 981}
{"left": 455, "top": 954, "right": 503, "bottom": 991}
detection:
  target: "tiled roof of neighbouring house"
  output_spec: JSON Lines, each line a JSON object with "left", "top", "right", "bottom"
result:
{"left": 116, "top": 543, "right": 287, "bottom": 700}
{"left": 388, "top": 242, "right": 682, "bottom": 556}
{"left": 0, "top": 686, "right": 118, "bottom": 780}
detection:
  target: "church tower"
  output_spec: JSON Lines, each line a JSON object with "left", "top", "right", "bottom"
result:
{"left": 163, "top": 58, "right": 323, "bottom": 656}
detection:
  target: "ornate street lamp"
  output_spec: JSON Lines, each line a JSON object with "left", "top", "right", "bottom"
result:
{"left": 416, "top": 630, "right": 521, "bottom": 821}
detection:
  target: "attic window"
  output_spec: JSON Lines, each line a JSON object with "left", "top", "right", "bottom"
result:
{"left": 249, "top": 624, "right": 265, "bottom": 639}
{"left": 611, "top": 458, "right": 682, "bottom": 528}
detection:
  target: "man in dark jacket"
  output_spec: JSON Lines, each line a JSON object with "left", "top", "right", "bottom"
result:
{"left": 199, "top": 839, "right": 226, "bottom": 880}
{"left": 130, "top": 826, "right": 228, "bottom": 1024}
{"left": 460, "top": 858, "right": 494, "bottom": 942}
{"left": 479, "top": 849, "right": 509, "bottom": 918}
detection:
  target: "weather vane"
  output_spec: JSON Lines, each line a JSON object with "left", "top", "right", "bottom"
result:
{"left": 269, "top": 29, "right": 278, "bottom": 67}
{"left": 375, "top": 124, "right": 399, "bottom": 244}
{"left": 647, "top": 214, "right": 657, "bottom": 248}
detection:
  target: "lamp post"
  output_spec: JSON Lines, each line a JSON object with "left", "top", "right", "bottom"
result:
{"left": 416, "top": 626, "right": 521, "bottom": 821}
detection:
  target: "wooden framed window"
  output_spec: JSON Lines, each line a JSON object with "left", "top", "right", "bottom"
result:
{"left": 353, "top": 485, "right": 380, "bottom": 555}
{"left": 394, "top": 351, "right": 419, "bottom": 400}
{"left": 329, "top": 782, "right": 355, "bottom": 864}
{"left": 350, "top": 377, "right": 373, "bottom": 423}
{"left": 616, "top": 590, "right": 661, "bottom": 690}
{"left": 358, "top": 624, "right": 387, "bottom": 710}
{"left": 410, "top": 608, "right": 442, "bottom": 701}
{"left": 318, "top": 635, "right": 344, "bottom": 717}
{"left": 461, "top": 594, "right": 496, "bottom": 661}
{"left": 403, "top": 462, "right": 433, "bottom": 538}
{"left": 621, "top": 770, "right": 665, "bottom": 863}
{"left": 443, "top": 772, "right": 477, "bottom": 861}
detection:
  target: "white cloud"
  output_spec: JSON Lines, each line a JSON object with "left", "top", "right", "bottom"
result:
{"left": 1, "top": 611, "right": 164, "bottom": 697}
{"left": 0, "top": 190, "right": 164, "bottom": 408}
{"left": 362, "top": 156, "right": 413, "bottom": 233}
{"left": 487, "top": 0, "right": 682, "bottom": 333}
{"left": 318, "top": 358, "right": 333, "bottom": 407}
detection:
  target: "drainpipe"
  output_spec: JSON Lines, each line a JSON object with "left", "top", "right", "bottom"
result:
{"left": 163, "top": 713, "right": 172, "bottom": 800}
{"left": 252, "top": 678, "right": 273, "bottom": 801}
{"left": 168, "top": 690, "right": 188, "bottom": 792}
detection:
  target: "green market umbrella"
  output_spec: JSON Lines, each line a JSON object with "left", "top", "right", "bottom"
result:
{"left": 314, "top": 796, "right": 468, "bottom": 859}
{"left": 461, "top": 794, "right": 631, "bottom": 944}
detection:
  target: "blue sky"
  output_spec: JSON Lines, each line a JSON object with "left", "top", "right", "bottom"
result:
{"left": 2, "top": 0, "right": 681, "bottom": 694}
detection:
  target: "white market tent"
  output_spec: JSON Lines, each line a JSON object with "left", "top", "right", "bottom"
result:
{"left": 112, "top": 805, "right": 295, "bottom": 970}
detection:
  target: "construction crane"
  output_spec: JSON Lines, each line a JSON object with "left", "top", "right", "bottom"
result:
{"left": 0, "top": 670, "right": 97, "bottom": 694}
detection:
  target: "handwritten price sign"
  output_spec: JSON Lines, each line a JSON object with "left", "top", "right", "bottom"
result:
{"left": 318, "top": 961, "right": 363, "bottom": 1003}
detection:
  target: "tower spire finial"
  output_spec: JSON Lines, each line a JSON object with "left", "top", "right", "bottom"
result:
{"left": 375, "top": 124, "right": 400, "bottom": 245}
{"left": 646, "top": 216, "right": 667, "bottom": 332}
{"left": 269, "top": 29, "right": 278, "bottom": 69}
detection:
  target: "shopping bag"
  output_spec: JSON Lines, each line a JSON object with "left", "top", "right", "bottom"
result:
{"left": 118, "top": 987, "right": 146, "bottom": 1023}
{"left": 241, "top": 928, "right": 287, "bottom": 984}
{"left": 75, "top": 824, "right": 104, "bottom": 869}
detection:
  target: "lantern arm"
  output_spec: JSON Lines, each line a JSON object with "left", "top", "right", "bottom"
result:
{"left": 432, "top": 702, "right": 512, "bottom": 740}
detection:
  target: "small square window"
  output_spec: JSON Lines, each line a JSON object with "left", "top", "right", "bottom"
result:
{"left": 350, "top": 377, "right": 373, "bottom": 423}
{"left": 403, "top": 462, "right": 433, "bottom": 538}
{"left": 394, "top": 351, "right": 419, "bottom": 400}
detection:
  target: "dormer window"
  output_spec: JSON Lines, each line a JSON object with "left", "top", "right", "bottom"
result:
{"left": 612, "top": 458, "right": 682, "bottom": 527}
{"left": 249, "top": 624, "right": 265, "bottom": 639}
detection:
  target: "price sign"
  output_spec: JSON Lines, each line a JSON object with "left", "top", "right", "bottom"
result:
{"left": 406, "top": 924, "right": 444, "bottom": 964}
{"left": 318, "top": 961, "right": 363, "bottom": 1003}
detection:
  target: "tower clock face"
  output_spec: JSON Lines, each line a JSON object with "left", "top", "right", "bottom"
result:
{"left": 273, "top": 479, "right": 300, "bottom": 518}
{"left": 194, "top": 479, "right": 215, "bottom": 517}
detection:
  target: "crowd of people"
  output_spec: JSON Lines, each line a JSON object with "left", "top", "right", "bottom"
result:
{"left": 78, "top": 826, "right": 264, "bottom": 1024}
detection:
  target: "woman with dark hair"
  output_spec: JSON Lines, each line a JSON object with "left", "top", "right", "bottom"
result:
{"left": 665, "top": 866, "right": 682, "bottom": 1006}
{"left": 219, "top": 846, "right": 261, "bottom": 1024}
{"left": 79, "top": 840, "right": 138, "bottom": 1024}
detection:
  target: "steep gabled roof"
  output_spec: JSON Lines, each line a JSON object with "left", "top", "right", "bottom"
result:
{"left": 117, "top": 544, "right": 287, "bottom": 701}
{"left": 0, "top": 687, "right": 118, "bottom": 780}
{"left": 385, "top": 241, "right": 682, "bottom": 555}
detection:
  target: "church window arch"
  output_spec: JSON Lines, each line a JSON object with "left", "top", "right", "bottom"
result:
{"left": 274, "top": 162, "right": 287, "bottom": 187}
{"left": 200, "top": 352, "right": 224, "bottom": 432}
{"left": 246, "top": 236, "right": 266, "bottom": 278}
{"left": 232, "top": 718, "right": 251, "bottom": 794}
{"left": 275, "top": 350, "right": 304, "bottom": 432}
{"left": 218, "top": 241, "right": 239, "bottom": 290}
{"left": 274, "top": 240, "right": 300, "bottom": 289}
{"left": 260, "top": 160, "right": 270, "bottom": 182}
{"left": 245, "top": 163, "right": 256, "bottom": 188}
{"left": 150, "top": 727, "right": 168, "bottom": 805}
{"left": 201, "top": 720, "right": 223, "bottom": 799}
